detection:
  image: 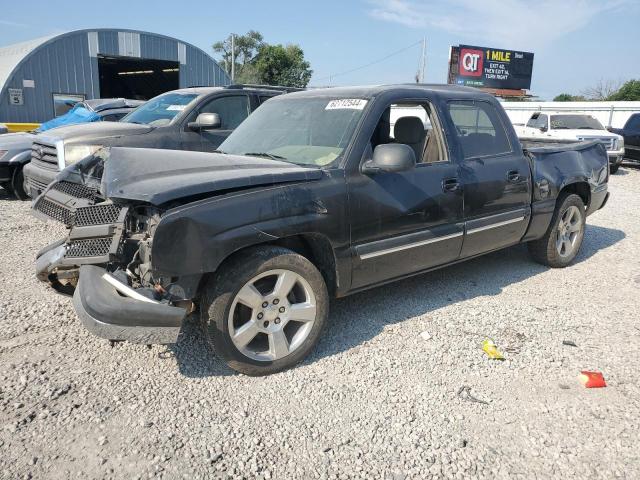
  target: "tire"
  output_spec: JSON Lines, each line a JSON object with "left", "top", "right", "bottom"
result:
{"left": 1, "top": 182, "right": 14, "bottom": 196}
{"left": 528, "top": 193, "right": 586, "bottom": 268}
{"left": 10, "top": 165, "right": 29, "bottom": 200}
{"left": 610, "top": 164, "right": 620, "bottom": 174}
{"left": 200, "top": 246, "right": 329, "bottom": 376}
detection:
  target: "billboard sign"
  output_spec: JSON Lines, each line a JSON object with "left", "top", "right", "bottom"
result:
{"left": 448, "top": 45, "right": 534, "bottom": 90}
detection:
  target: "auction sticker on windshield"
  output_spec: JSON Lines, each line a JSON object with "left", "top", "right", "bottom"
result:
{"left": 325, "top": 99, "right": 368, "bottom": 110}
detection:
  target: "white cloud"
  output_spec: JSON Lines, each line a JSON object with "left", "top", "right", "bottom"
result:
{"left": 368, "top": 0, "right": 628, "bottom": 50}
{"left": 0, "top": 20, "right": 28, "bottom": 28}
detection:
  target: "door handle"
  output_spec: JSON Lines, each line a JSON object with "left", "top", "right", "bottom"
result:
{"left": 507, "top": 170, "right": 520, "bottom": 182}
{"left": 442, "top": 177, "right": 460, "bottom": 193}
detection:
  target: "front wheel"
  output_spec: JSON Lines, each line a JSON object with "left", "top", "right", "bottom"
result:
{"left": 528, "top": 193, "right": 586, "bottom": 268}
{"left": 609, "top": 164, "right": 620, "bottom": 174}
{"left": 200, "top": 246, "right": 329, "bottom": 376}
{"left": 11, "top": 165, "right": 29, "bottom": 200}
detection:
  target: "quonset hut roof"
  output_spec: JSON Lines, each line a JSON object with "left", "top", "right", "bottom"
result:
{"left": 0, "top": 29, "right": 230, "bottom": 122}
{"left": 0, "top": 34, "right": 58, "bottom": 93}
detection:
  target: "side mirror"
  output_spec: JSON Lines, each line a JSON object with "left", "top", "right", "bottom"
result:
{"left": 188, "top": 112, "right": 221, "bottom": 131}
{"left": 361, "top": 144, "right": 416, "bottom": 175}
{"left": 540, "top": 126, "right": 548, "bottom": 133}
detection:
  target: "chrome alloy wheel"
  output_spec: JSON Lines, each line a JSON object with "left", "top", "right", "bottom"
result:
{"left": 228, "top": 269, "right": 317, "bottom": 362}
{"left": 556, "top": 205, "right": 583, "bottom": 258}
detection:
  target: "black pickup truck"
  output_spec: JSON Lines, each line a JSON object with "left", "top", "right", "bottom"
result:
{"left": 33, "top": 85, "right": 609, "bottom": 375}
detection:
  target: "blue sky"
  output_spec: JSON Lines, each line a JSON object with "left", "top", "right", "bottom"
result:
{"left": 1, "top": 0, "right": 638, "bottom": 100}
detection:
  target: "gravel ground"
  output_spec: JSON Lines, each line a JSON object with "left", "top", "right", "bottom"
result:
{"left": 1, "top": 167, "right": 639, "bottom": 480}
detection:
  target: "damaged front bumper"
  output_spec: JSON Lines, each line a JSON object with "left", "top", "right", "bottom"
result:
{"left": 72, "top": 265, "right": 186, "bottom": 344}
{"left": 36, "top": 244, "right": 188, "bottom": 345}
{"left": 33, "top": 180, "right": 189, "bottom": 344}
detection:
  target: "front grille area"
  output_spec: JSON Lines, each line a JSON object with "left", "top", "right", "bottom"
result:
{"left": 65, "top": 237, "right": 112, "bottom": 258}
{"left": 27, "top": 177, "right": 49, "bottom": 193}
{"left": 52, "top": 181, "right": 97, "bottom": 200}
{"left": 598, "top": 138, "right": 615, "bottom": 151}
{"left": 34, "top": 198, "right": 73, "bottom": 225}
{"left": 580, "top": 137, "right": 615, "bottom": 151}
{"left": 31, "top": 141, "right": 59, "bottom": 166}
{"left": 75, "top": 204, "right": 123, "bottom": 226}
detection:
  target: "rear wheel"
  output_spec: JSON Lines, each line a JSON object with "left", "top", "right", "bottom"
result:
{"left": 200, "top": 246, "right": 329, "bottom": 376}
{"left": 11, "top": 165, "right": 28, "bottom": 200}
{"left": 610, "top": 164, "right": 620, "bottom": 174}
{"left": 528, "top": 193, "right": 586, "bottom": 268}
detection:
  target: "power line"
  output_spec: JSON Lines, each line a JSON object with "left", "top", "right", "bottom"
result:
{"left": 313, "top": 40, "right": 423, "bottom": 83}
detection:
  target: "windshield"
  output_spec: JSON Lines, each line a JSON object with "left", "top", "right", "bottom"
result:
{"left": 121, "top": 92, "right": 198, "bottom": 127}
{"left": 219, "top": 97, "right": 369, "bottom": 167}
{"left": 550, "top": 115, "right": 604, "bottom": 130}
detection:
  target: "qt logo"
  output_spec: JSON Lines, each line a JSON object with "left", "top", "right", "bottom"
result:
{"left": 459, "top": 48, "right": 483, "bottom": 77}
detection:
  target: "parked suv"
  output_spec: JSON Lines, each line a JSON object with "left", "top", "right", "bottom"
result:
{"left": 0, "top": 98, "right": 142, "bottom": 199}
{"left": 22, "top": 85, "right": 290, "bottom": 198}
{"left": 609, "top": 113, "right": 640, "bottom": 163}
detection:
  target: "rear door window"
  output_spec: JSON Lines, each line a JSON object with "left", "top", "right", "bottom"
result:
{"left": 198, "top": 95, "right": 250, "bottom": 130}
{"left": 447, "top": 101, "right": 512, "bottom": 159}
{"left": 259, "top": 95, "right": 277, "bottom": 105}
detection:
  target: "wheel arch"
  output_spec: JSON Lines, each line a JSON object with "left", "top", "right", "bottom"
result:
{"left": 558, "top": 181, "right": 590, "bottom": 208}
{"left": 195, "top": 233, "right": 341, "bottom": 300}
{"left": 8, "top": 149, "right": 32, "bottom": 165}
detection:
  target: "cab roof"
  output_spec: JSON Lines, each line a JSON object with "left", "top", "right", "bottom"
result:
{"left": 283, "top": 84, "right": 489, "bottom": 101}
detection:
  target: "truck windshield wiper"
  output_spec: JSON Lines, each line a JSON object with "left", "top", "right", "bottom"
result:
{"left": 242, "top": 152, "right": 287, "bottom": 160}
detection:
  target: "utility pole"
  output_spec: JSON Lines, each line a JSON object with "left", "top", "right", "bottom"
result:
{"left": 230, "top": 33, "right": 235, "bottom": 82}
{"left": 418, "top": 37, "right": 426, "bottom": 83}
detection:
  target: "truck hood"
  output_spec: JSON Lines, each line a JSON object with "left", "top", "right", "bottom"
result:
{"left": 65, "top": 147, "right": 323, "bottom": 206}
{"left": 0, "top": 132, "right": 38, "bottom": 150}
{"left": 42, "top": 121, "right": 153, "bottom": 142}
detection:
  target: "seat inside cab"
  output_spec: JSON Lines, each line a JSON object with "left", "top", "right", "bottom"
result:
{"left": 368, "top": 103, "right": 445, "bottom": 164}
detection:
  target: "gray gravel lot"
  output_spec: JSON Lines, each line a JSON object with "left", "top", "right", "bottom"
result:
{"left": 1, "top": 167, "right": 639, "bottom": 480}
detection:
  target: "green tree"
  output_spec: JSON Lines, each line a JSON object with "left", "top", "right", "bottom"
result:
{"left": 608, "top": 80, "right": 640, "bottom": 101}
{"left": 253, "top": 44, "right": 313, "bottom": 87}
{"left": 553, "top": 93, "right": 587, "bottom": 101}
{"left": 212, "top": 30, "right": 264, "bottom": 83}
{"left": 554, "top": 93, "right": 575, "bottom": 101}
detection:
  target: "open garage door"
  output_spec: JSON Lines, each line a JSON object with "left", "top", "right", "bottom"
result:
{"left": 98, "top": 56, "right": 179, "bottom": 100}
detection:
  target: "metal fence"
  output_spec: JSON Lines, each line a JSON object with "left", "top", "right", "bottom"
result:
{"left": 501, "top": 101, "right": 640, "bottom": 128}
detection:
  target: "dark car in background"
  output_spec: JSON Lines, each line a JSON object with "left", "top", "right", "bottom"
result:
{"left": 38, "top": 98, "right": 144, "bottom": 132}
{"left": 0, "top": 98, "right": 143, "bottom": 199}
{"left": 609, "top": 113, "right": 640, "bottom": 163}
{"left": 22, "top": 85, "right": 292, "bottom": 199}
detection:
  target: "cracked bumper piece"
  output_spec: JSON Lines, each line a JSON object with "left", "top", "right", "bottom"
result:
{"left": 72, "top": 265, "right": 186, "bottom": 344}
